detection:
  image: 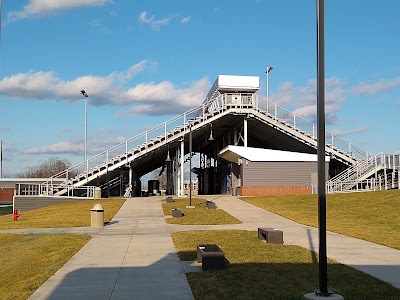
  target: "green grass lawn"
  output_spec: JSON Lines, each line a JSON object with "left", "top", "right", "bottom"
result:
{"left": 241, "top": 190, "right": 400, "bottom": 250}
{"left": 172, "top": 230, "right": 400, "bottom": 300}
{"left": 0, "top": 233, "right": 91, "bottom": 300}
{"left": 0, "top": 198, "right": 125, "bottom": 229}
{"left": 162, "top": 197, "right": 241, "bottom": 225}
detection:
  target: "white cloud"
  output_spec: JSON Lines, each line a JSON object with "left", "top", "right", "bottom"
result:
{"left": 0, "top": 70, "right": 114, "bottom": 101}
{"left": 269, "top": 81, "right": 293, "bottom": 106}
{"left": 352, "top": 76, "right": 400, "bottom": 95}
{"left": 116, "top": 77, "right": 210, "bottom": 116}
{"left": 89, "top": 19, "right": 112, "bottom": 34}
{"left": 180, "top": 16, "right": 191, "bottom": 24}
{"left": 138, "top": 11, "right": 180, "bottom": 31}
{"left": 8, "top": 0, "right": 113, "bottom": 22}
{"left": 23, "top": 128, "right": 127, "bottom": 156}
{"left": 0, "top": 61, "right": 210, "bottom": 117}
{"left": 24, "top": 141, "right": 84, "bottom": 155}
{"left": 271, "top": 77, "right": 346, "bottom": 125}
{"left": 0, "top": 60, "right": 151, "bottom": 101}
{"left": 330, "top": 126, "right": 368, "bottom": 137}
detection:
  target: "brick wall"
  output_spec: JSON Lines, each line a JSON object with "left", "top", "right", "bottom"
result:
{"left": 0, "top": 188, "right": 14, "bottom": 203}
{"left": 238, "top": 186, "right": 311, "bottom": 196}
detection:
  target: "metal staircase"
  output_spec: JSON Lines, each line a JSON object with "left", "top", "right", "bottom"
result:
{"left": 39, "top": 93, "right": 369, "bottom": 197}
{"left": 327, "top": 153, "right": 400, "bottom": 193}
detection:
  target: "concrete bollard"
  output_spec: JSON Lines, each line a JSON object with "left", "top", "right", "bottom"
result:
{"left": 91, "top": 203, "right": 104, "bottom": 228}
{"left": 94, "top": 187, "right": 102, "bottom": 199}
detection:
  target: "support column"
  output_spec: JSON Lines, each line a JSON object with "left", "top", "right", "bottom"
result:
{"left": 166, "top": 160, "right": 172, "bottom": 195}
{"left": 129, "top": 167, "right": 133, "bottom": 189}
{"left": 180, "top": 138, "right": 185, "bottom": 196}
{"left": 234, "top": 128, "right": 238, "bottom": 145}
{"left": 244, "top": 118, "right": 248, "bottom": 147}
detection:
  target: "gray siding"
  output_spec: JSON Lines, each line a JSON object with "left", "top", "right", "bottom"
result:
{"left": 14, "top": 196, "right": 88, "bottom": 212}
{"left": 242, "top": 161, "right": 328, "bottom": 187}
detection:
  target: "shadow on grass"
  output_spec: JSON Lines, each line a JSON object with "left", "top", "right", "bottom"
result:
{"left": 39, "top": 251, "right": 400, "bottom": 300}
{"left": 185, "top": 261, "right": 399, "bottom": 300}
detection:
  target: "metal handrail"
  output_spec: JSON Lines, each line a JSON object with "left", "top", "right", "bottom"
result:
{"left": 327, "top": 153, "right": 400, "bottom": 193}
{"left": 15, "top": 183, "right": 95, "bottom": 198}
{"left": 42, "top": 92, "right": 370, "bottom": 195}
{"left": 256, "top": 96, "right": 370, "bottom": 160}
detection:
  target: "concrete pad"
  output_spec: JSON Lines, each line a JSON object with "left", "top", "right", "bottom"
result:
{"left": 304, "top": 292, "right": 344, "bottom": 300}
{"left": 181, "top": 260, "right": 203, "bottom": 273}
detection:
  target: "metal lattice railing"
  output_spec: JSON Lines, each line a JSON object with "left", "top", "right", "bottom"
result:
{"left": 40, "top": 93, "right": 370, "bottom": 196}
{"left": 327, "top": 153, "right": 400, "bottom": 193}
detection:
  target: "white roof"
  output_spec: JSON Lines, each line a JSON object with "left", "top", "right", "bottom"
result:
{"left": 217, "top": 75, "right": 259, "bottom": 92}
{"left": 219, "top": 146, "right": 330, "bottom": 163}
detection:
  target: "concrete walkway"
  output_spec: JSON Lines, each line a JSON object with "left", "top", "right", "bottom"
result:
{"left": 2, "top": 195, "right": 399, "bottom": 299}
{"left": 27, "top": 197, "right": 194, "bottom": 300}
{"left": 170, "top": 196, "right": 400, "bottom": 289}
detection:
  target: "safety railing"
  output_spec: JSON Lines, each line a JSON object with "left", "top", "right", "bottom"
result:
{"left": 327, "top": 153, "right": 400, "bottom": 193}
{"left": 257, "top": 97, "right": 370, "bottom": 160}
{"left": 42, "top": 92, "right": 370, "bottom": 196}
{"left": 15, "top": 183, "right": 95, "bottom": 198}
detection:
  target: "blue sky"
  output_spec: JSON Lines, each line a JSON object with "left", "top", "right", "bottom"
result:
{"left": 0, "top": 0, "right": 399, "bottom": 177}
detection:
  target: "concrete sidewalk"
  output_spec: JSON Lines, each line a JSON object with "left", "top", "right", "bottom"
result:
{"left": 3, "top": 195, "right": 399, "bottom": 298}
{"left": 27, "top": 197, "right": 194, "bottom": 300}
{"left": 204, "top": 196, "right": 400, "bottom": 289}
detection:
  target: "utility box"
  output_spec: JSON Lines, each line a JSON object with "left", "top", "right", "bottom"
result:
{"left": 206, "top": 200, "right": 217, "bottom": 209}
{"left": 172, "top": 208, "right": 183, "bottom": 218}
{"left": 258, "top": 227, "right": 284, "bottom": 244}
{"left": 91, "top": 203, "right": 104, "bottom": 228}
{"left": 94, "top": 187, "right": 102, "bottom": 199}
{"left": 166, "top": 196, "right": 174, "bottom": 203}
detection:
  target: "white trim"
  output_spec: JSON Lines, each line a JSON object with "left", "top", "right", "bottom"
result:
{"left": 219, "top": 146, "right": 330, "bottom": 163}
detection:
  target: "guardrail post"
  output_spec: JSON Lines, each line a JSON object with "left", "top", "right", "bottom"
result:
{"left": 293, "top": 115, "right": 296, "bottom": 128}
{"left": 331, "top": 133, "right": 334, "bottom": 148}
{"left": 312, "top": 124, "right": 315, "bottom": 139}
{"left": 164, "top": 122, "right": 167, "bottom": 143}
{"left": 145, "top": 131, "right": 148, "bottom": 151}
{"left": 123, "top": 141, "right": 127, "bottom": 164}
{"left": 183, "top": 113, "right": 187, "bottom": 133}
{"left": 86, "top": 160, "right": 89, "bottom": 182}
{"left": 274, "top": 104, "right": 277, "bottom": 122}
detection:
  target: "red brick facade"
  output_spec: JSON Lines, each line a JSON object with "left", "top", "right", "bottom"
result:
{"left": 238, "top": 186, "right": 311, "bottom": 196}
{"left": 0, "top": 188, "right": 14, "bottom": 203}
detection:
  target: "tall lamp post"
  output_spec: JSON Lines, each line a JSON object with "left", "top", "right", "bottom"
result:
{"left": 265, "top": 66, "right": 274, "bottom": 101}
{"left": 189, "top": 122, "right": 192, "bottom": 207}
{"left": 316, "top": 0, "right": 329, "bottom": 295}
{"left": 80, "top": 90, "right": 88, "bottom": 162}
{"left": 305, "top": 1, "right": 342, "bottom": 299}
{"left": 265, "top": 66, "right": 273, "bottom": 113}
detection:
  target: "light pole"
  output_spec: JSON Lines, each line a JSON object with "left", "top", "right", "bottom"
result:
{"left": 80, "top": 90, "right": 88, "bottom": 162}
{"left": 305, "top": 1, "right": 342, "bottom": 299}
{"left": 265, "top": 66, "right": 273, "bottom": 113}
{"left": 189, "top": 122, "right": 192, "bottom": 207}
{"left": 316, "top": 0, "right": 328, "bottom": 295}
{"left": 266, "top": 66, "right": 274, "bottom": 101}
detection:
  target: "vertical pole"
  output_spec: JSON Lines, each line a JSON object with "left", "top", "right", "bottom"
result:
{"left": 85, "top": 96, "right": 87, "bottom": 163}
{"left": 316, "top": 0, "right": 329, "bottom": 296}
{"left": 129, "top": 166, "right": 133, "bottom": 196}
{"left": 164, "top": 122, "right": 167, "bottom": 143}
{"left": 267, "top": 69, "right": 269, "bottom": 104}
{"left": 189, "top": 124, "right": 192, "bottom": 206}
{"left": 180, "top": 138, "right": 184, "bottom": 197}
{"left": 244, "top": 118, "right": 248, "bottom": 147}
